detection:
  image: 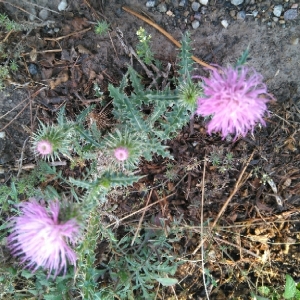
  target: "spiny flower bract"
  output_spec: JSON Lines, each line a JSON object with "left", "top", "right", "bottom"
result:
{"left": 196, "top": 65, "right": 273, "bottom": 140}
{"left": 7, "top": 199, "right": 81, "bottom": 277}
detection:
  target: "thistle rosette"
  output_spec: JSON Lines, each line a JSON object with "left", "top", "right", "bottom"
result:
{"left": 7, "top": 199, "right": 82, "bottom": 277}
{"left": 196, "top": 65, "right": 273, "bottom": 140}
{"left": 104, "top": 129, "right": 142, "bottom": 171}
{"left": 32, "top": 121, "right": 73, "bottom": 161}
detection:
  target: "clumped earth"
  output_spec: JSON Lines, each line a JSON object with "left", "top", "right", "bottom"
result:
{"left": 0, "top": 0, "right": 300, "bottom": 298}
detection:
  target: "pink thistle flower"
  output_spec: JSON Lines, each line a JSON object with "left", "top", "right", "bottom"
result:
{"left": 114, "top": 147, "right": 129, "bottom": 161}
{"left": 36, "top": 140, "right": 53, "bottom": 156}
{"left": 196, "top": 66, "right": 273, "bottom": 140}
{"left": 7, "top": 200, "right": 81, "bottom": 277}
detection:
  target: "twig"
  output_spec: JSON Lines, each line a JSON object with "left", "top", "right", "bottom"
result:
{"left": 201, "top": 158, "right": 210, "bottom": 299}
{"left": 192, "top": 150, "right": 255, "bottom": 255}
{"left": 16, "top": 137, "right": 29, "bottom": 178}
{"left": 106, "top": 192, "right": 176, "bottom": 228}
{"left": 122, "top": 6, "right": 215, "bottom": 70}
{"left": 131, "top": 189, "right": 153, "bottom": 246}
{"left": 210, "top": 150, "right": 255, "bottom": 230}
{"left": 44, "top": 27, "right": 92, "bottom": 41}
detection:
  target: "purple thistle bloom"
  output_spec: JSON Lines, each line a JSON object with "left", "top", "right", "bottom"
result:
{"left": 7, "top": 200, "right": 81, "bottom": 277}
{"left": 114, "top": 147, "right": 129, "bottom": 161}
{"left": 196, "top": 65, "right": 273, "bottom": 140}
{"left": 36, "top": 140, "right": 53, "bottom": 156}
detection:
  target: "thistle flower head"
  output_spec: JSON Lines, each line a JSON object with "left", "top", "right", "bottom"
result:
{"left": 104, "top": 129, "right": 142, "bottom": 170}
{"left": 7, "top": 199, "right": 81, "bottom": 277}
{"left": 196, "top": 65, "right": 273, "bottom": 140}
{"left": 36, "top": 140, "right": 53, "bottom": 157}
{"left": 114, "top": 147, "right": 129, "bottom": 161}
{"left": 32, "top": 121, "right": 73, "bottom": 161}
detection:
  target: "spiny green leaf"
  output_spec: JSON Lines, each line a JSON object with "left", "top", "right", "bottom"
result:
{"left": 156, "top": 277, "right": 178, "bottom": 286}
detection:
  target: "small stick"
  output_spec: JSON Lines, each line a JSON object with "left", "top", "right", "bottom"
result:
{"left": 44, "top": 27, "right": 92, "bottom": 41}
{"left": 192, "top": 150, "right": 255, "bottom": 255}
{"left": 122, "top": 6, "right": 215, "bottom": 70}
{"left": 106, "top": 192, "right": 176, "bottom": 228}
{"left": 131, "top": 189, "right": 153, "bottom": 246}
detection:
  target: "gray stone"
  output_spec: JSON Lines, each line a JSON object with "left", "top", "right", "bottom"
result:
{"left": 221, "top": 19, "right": 229, "bottom": 28}
{"left": 284, "top": 9, "right": 298, "bottom": 20}
{"left": 273, "top": 5, "right": 283, "bottom": 17}
{"left": 191, "top": 20, "right": 200, "bottom": 29}
{"left": 191, "top": 2, "right": 200, "bottom": 11}
{"left": 199, "top": 0, "right": 209, "bottom": 6}
{"left": 231, "top": 0, "right": 243, "bottom": 6}
{"left": 38, "top": 8, "right": 49, "bottom": 20}
{"left": 157, "top": 3, "right": 167, "bottom": 12}
{"left": 146, "top": 0, "right": 156, "bottom": 8}
{"left": 237, "top": 11, "right": 246, "bottom": 20}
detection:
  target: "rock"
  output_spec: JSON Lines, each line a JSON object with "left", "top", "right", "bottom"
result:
{"left": 39, "top": 8, "right": 49, "bottom": 20}
{"left": 273, "top": 5, "right": 283, "bottom": 17}
{"left": 221, "top": 19, "right": 229, "bottom": 28}
{"left": 146, "top": 0, "right": 156, "bottom": 8}
{"left": 58, "top": 0, "right": 68, "bottom": 11}
{"left": 237, "top": 11, "right": 246, "bottom": 20}
{"left": 28, "top": 63, "right": 38, "bottom": 75}
{"left": 291, "top": 37, "right": 299, "bottom": 45}
{"left": 157, "top": 3, "right": 167, "bottom": 12}
{"left": 230, "top": 10, "right": 236, "bottom": 18}
{"left": 191, "top": 2, "right": 200, "bottom": 11}
{"left": 29, "top": 7, "right": 36, "bottom": 21}
{"left": 194, "top": 12, "right": 201, "bottom": 20}
{"left": 284, "top": 9, "right": 298, "bottom": 20}
{"left": 252, "top": 10, "right": 258, "bottom": 17}
{"left": 199, "top": 0, "right": 209, "bottom": 6}
{"left": 191, "top": 20, "right": 200, "bottom": 29}
{"left": 179, "top": 0, "right": 186, "bottom": 7}
{"left": 231, "top": 0, "right": 243, "bottom": 6}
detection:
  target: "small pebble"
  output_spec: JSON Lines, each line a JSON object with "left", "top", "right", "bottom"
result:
{"left": 279, "top": 19, "right": 285, "bottom": 25}
{"left": 284, "top": 9, "right": 298, "bottom": 20}
{"left": 29, "top": 7, "right": 36, "bottom": 21}
{"left": 221, "top": 19, "right": 229, "bottom": 28}
{"left": 146, "top": 0, "right": 156, "bottom": 8}
{"left": 291, "top": 4, "right": 298, "bottom": 9}
{"left": 38, "top": 8, "right": 49, "bottom": 20}
{"left": 191, "top": 2, "right": 200, "bottom": 11}
{"left": 273, "top": 17, "right": 279, "bottom": 22}
{"left": 291, "top": 37, "right": 299, "bottom": 45}
{"left": 273, "top": 5, "right": 283, "bottom": 17}
{"left": 0, "top": 132, "right": 5, "bottom": 139}
{"left": 231, "top": 0, "right": 244, "bottom": 6}
{"left": 199, "top": 0, "right": 209, "bottom": 6}
{"left": 194, "top": 12, "right": 201, "bottom": 20}
{"left": 191, "top": 19, "right": 200, "bottom": 29}
{"left": 179, "top": 0, "right": 186, "bottom": 7}
{"left": 201, "top": 6, "right": 207, "bottom": 13}
{"left": 237, "top": 10, "right": 246, "bottom": 20}
{"left": 230, "top": 10, "right": 236, "bottom": 18}
{"left": 252, "top": 10, "right": 258, "bottom": 17}
{"left": 28, "top": 63, "right": 38, "bottom": 75}
{"left": 58, "top": 0, "right": 68, "bottom": 11}
{"left": 157, "top": 3, "right": 167, "bottom": 12}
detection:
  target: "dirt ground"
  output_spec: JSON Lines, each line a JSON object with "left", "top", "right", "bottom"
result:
{"left": 1, "top": 0, "right": 300, "bottom": 298}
